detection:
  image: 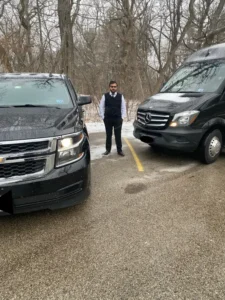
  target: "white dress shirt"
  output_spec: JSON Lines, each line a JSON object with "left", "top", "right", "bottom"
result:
{"left": 99, "top": 92, "right": 127, "bottom": 119}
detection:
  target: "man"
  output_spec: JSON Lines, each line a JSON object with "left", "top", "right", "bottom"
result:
{"left": 99, "top": 81, "right": 126, "bottom": 156}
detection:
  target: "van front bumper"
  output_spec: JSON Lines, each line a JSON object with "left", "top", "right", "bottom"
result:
{"left": 0, "top": 153, "right": 90, "bottom": 215}
{"left": 133, "top": 121, "right": 206, "bottom": 152}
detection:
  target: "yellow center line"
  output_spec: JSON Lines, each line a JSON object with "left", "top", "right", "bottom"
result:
{"left": 124, "top": 138, "right": 144, "bottom": 172}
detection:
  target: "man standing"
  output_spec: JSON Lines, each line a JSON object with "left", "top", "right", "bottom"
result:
{"left": 99, "top": 81, "right": 127, "bottom": 156}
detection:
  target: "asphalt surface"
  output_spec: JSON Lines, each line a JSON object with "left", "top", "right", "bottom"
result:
{"left": 1, "top": 132, "right": 225, "bottom": 299}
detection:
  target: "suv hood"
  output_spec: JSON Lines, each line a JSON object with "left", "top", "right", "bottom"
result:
{"left": 139, "top": 92, "right": 219, "bottom": 114}
{"left": 0, "top": 107, "right": 81, "bottom": 141}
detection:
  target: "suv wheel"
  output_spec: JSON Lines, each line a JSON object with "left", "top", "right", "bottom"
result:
{"left": 200, "top": 129, "right": 222, "bottom": 164}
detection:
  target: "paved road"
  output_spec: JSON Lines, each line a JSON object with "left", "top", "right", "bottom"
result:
{"left": 1, "top": 132, "right": 225, "bottom": 299}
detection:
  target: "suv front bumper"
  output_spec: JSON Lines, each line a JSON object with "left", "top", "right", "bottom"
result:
{"left": 133, "top": 121, "right": 205, "bottom": 152}
{"left": 0, "top": 152, "right": 90, "bottom": 215}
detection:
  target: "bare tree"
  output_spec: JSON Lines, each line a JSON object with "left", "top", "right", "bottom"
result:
{"left": 57, "top": 0, "right": 81, "bottom": 78}
{"left": 0, "top": 0, "right": 225, "bottom": 106}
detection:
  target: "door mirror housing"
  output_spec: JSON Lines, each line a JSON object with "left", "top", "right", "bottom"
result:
{"left": 78, "top": 95, "right": 92, "bottom": 106}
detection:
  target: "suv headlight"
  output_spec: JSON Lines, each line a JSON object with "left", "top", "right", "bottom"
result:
{"left": 56, "top": 132, "right": 84, "bottom": 167}
{"left": 170, "top": 110, "right": 200, "bottom": 127}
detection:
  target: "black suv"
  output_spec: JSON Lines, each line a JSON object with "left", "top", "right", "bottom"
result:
{"left": 134, "top": 43, "right": 225, "bottom": 164}
{"left": 0, "top": 73, "right": 91, "bottom": 214}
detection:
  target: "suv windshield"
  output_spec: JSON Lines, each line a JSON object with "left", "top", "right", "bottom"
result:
{"left": 161, "top": 61, "right": 225, "bottom": 93}
{"left": 0, "top": 78, "right": 74, "bottom": 108}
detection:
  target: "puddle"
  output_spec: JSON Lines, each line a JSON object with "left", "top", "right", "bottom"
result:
{"left": 125, "top": 182, "right": 147, "bottom": 194}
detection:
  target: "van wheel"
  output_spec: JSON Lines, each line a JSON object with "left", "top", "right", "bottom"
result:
{"left": 199, "top": 129, "right": 222, "bottom": 164}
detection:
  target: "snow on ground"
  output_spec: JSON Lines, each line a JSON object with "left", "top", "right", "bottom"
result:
{"left": 86, "top": 122, "right": 134, "bottom": 138}
{"left": 86, "top": 122, "right": 135, "bottom": 161}
{"left": 160, "top": 163, "right": 198, "bottom": 173}
{"left": 89, "top": 145, "right": 106, "bottom": 161}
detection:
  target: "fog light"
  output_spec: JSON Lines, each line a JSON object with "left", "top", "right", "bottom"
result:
{"left": 170, "top": 122, "right": 178, "bottom": 127}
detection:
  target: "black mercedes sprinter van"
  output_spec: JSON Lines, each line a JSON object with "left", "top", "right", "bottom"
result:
{"left": 133, "top": 43, "right": 225, "bottom": 164}
{"left": 0, "top": 73, "right": 91, "bottom": 214}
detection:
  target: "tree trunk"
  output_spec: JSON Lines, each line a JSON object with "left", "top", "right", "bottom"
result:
{"left": 58, "top": 0, "right": 74, "bottom": 78}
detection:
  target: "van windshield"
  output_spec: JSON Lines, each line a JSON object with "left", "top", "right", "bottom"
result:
{"left": 161, "top": 61, "right": 225, "bottom": 93}
{"left": 0, "top": 78, "right": 74, "bottom": 108}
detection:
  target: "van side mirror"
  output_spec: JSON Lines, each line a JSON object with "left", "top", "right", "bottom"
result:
{"left": 78, "top": 95, "right": 92, "bottom": 106}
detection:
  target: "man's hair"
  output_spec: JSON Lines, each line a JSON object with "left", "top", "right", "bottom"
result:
{"left": 109, "top": 80, "right": 117, "bottom": 87}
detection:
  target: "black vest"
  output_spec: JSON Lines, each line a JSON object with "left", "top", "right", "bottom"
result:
{"left": 104, "top": 92, "right": 122, "bottom": 119}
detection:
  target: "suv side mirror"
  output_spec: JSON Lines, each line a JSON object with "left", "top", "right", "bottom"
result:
{"left": 78, "top": 95, "right": 92, "bottom": 106}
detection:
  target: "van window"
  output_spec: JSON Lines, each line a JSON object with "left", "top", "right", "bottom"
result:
{"left": 161, "top": 61, "right": 225, "bottom": 93}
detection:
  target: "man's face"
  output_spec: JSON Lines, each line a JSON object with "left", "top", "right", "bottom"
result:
{"left": 109, "top": 84, "right": 118, "bottom": 94}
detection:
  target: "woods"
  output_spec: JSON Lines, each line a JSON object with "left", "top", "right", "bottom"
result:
{"left": 0, "top": 0, "right": 225, "bottom": 105}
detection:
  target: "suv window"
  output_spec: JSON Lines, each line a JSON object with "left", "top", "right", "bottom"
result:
{"left": 0, "top": 78, "right": 74, "bottom": 108}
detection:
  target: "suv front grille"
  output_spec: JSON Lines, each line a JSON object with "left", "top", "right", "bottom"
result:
{"left": 0, "top": 138, "right": 56, "bottom": 183}
{"left": 137, "top": 110, "right": 170, "bottom": 129}
{"left": 0, "top": 160, "right": 46, "bottom": 178}
{"left": 0, "top": 141, "right": 49, "bottom": 154}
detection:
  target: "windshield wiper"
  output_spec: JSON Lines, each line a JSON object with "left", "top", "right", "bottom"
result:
{"left": 10, "top": 104, "right": 61, "bottom": 109}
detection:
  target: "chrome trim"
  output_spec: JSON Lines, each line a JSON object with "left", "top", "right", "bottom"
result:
{"left": 138, "top": 119, "right": 145, "bottom": 126}
{"left": 0, "top": 132, "right": 84, "bottom": 185}
{"left": 150, "top": 119, "right": 168, "bottom": 122}
{"left": 0, "top": 132, "right": 83, "bottom": 146}
{"left": 55, "top": 152, "right": 85, "bottom": 168}
{"left": 0, "top": 154, "right": 55, "bottom": 186}
{"left": 4, "top": 155, "right": 49, "bottom": 164}
{"left": 0, "top": 139, "right": 57, "bottom": 156}
{"left": 138, "top": 112, "right": 170, "bottom": 118}
{"left": 138, "top": 117, "right": 168, "bottom": 123}
{"left": 146, "top": 123, "right": 165, "bottom": 127}
{"left": 0, "top": 137, "right": 56, "bottom": 145}
{"left": 148, "top": 113, "right": 170, "bottom": 118}
{"left": 137, "top": 111, "right": 170, "bottom": 128}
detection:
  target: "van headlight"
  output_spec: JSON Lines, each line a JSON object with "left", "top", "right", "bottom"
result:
{"left": 56, "top": 132, "right": 84, "bottom": 167}
{"left": 169, "top": 111, "right": 200, "bottom": 127}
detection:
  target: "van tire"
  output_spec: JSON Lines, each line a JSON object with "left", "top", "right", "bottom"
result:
{"left": 199, "top": 129, "right": 222, "bottom": 164}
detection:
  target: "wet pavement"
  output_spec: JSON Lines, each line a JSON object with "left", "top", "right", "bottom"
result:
{"left": 1, "top": 132, "right": 225, "bottom": 299}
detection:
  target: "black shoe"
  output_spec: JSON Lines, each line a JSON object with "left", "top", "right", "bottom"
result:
{"left": 118, "top": 151, "right": 125, "bottom": 157}
{"left": 103, "top": 151, "right": 110, "bottom": 155}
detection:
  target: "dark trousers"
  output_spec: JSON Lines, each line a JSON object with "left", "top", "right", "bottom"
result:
{"left": 104, "top": 118, "right": 123, "bottom": 153}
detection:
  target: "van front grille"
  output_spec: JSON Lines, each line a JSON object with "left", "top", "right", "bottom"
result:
{"left": 137, "top": 110, "right": 170, "bottom": 129}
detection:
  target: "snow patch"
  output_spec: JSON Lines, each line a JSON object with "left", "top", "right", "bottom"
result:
{"left": 86, "top": 122, "right": 134, "bottom": 138}
{"left": 90, "top": 145, "right": 106, "bottom": 160}
{"left": 86, "top": 122, "right": 105, "bottom": 133}
{"left": 160, "top": 163, "right": 197, "bottom": 173}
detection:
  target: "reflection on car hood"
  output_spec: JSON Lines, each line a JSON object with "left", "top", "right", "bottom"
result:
{"left": 0, "top": 107, "right": 81, "bottom": 141}
{"left": 138, "top": 92, "right": 219, "bottom": 113}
